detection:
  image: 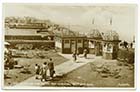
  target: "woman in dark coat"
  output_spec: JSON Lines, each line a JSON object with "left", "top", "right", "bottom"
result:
{"left": 83, "top": 49, "right": 87, "bottom": 59}
{"left": 72, "top": 50, "right": 77, "bottom": 62}
{"left": 48, "top": 58, "right": 55, "bottom": 79}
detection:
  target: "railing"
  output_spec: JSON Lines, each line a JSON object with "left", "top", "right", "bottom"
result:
{"left": 6, "top": 40, "right": 55, "bottom": 43}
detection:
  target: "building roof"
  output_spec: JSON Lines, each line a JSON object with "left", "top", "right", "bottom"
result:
{"left": 54, "top": 26, "right": 86, "bottom": 37}
{"left": 101, "top": 30, "right": 119, "bottom": 41}
{"left": 5, "top": 29, "right": 37, "bottom": 35}
{"left": 37, "top": 29, "right": 54, "bottom": 36}
{"left": 87, "top": 29, "right": 102, "bottom": 39}
{"left": 5, "top": 28, "right": 54, "bottom": 36}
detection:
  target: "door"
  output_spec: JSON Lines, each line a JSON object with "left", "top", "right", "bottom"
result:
{"left": 99, "top": 43, "right": 103, "bottom": 55}
{"left": 71, "top": 40, "right": 76, "bottom": 53}
{"left": 113, "top": 45, "right": 118, "bottom": 59}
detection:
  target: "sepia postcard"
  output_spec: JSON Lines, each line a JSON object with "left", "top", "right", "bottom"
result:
{"left": 2, "top": 3, "right": 137, "bottom": 89}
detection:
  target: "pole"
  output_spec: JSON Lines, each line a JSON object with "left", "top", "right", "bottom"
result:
{"left": 110, "top": 17, "right": 112, "bottom": 25}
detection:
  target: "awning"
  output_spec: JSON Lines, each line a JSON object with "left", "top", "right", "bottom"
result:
{"left": 4, "top": 42, "right": 10, "bottom": 45}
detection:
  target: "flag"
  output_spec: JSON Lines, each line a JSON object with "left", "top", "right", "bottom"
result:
{"left": 92, "top": 18, "right": 94, "bottom": 24}
{"left": 110, "top": 17, "right": 112, "bottom": 25}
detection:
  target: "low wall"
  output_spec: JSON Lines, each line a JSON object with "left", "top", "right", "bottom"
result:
{"left": 6, "top": 40, "right": 55, "bottom": 50}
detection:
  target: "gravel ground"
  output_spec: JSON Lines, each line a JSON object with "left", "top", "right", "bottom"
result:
{"left": 57, "top": 59, "right": 134, "bottom": 87}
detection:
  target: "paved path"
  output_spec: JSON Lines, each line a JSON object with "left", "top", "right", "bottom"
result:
{"left": 12, "top": 53, "right": 96, "bottom": 88}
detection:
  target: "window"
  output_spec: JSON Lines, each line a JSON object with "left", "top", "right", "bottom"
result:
{"left": 64, "top": 40, "right": 69, "bottom": 43}
{"left": 78, "top": 40, "right": 82, "bottom": 43}
{"left": 84, "top": 40, "right": 88, "bottom": 47}
{"left": 77, "top": 40, "right": 83, "bottom": 48}
{"left": 64, "top": 39, "right": 70, "bottom": 48}
{"left": 107, "top": 43, "right": 113, "bottom": 53}
{"left": 89, "top": 40, "right": 95, "bottom": 48}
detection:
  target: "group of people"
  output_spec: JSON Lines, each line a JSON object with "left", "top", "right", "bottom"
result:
{"left": 72, "top": 49, "right": 88, "bottom": 62}
{"left": 35, "top": 58, "right": 55, "bottom": 82}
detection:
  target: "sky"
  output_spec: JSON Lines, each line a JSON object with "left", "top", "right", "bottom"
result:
{"left": 3, "top": 3, "right": 137, "bottom": 42}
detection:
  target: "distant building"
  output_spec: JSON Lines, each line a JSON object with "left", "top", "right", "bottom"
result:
{"left": 87, "top": 29, "right": 103, "bottom": 56}
{"left": 102, "top": 30, "right": 121, "bottom": 59}
{"left": 5, "top": 28, "right": 55, "bottom": 50}
{"left": 5, "top": 16, "right": 50, "bottom": 29}
{"left": 55, "top": 27, "right": 88, "bottom": 54}
{"left": 54, "top": 24, "right": 121, "bottom": 60}
{"left": 5, "top": 16, "right": 122, "bottom": 60}
{"left": 132, "top": 36, "right": 135, "bottom": 49}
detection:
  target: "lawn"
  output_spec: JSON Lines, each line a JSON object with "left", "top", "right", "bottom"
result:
{"left": 117, "top": 48, "right": 134, "bottom": 64}
{"left": 4, "top": 50, "right": 68, "bottom": 86}
{"left": 4, "top": 49, "right": 134, "bottom": 88}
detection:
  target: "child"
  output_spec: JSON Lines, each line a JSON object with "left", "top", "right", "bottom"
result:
{"left": 35, "top": 64, "right": 40, "bottom": 79}
{"left": 40, "top": 62, "right": 48, "bottom": 81}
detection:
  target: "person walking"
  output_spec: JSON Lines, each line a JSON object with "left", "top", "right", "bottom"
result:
{"left": 83, "top": 48, "right": 88, "bottom": 59}
{"left": 72, "top": 50, "right": 77, "bottom": 62}
{"left": 130, "top": 42, "right": 133, "bottom": 48}
{"left": 47, "top": 58, "right": 55, "bottom": 80}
